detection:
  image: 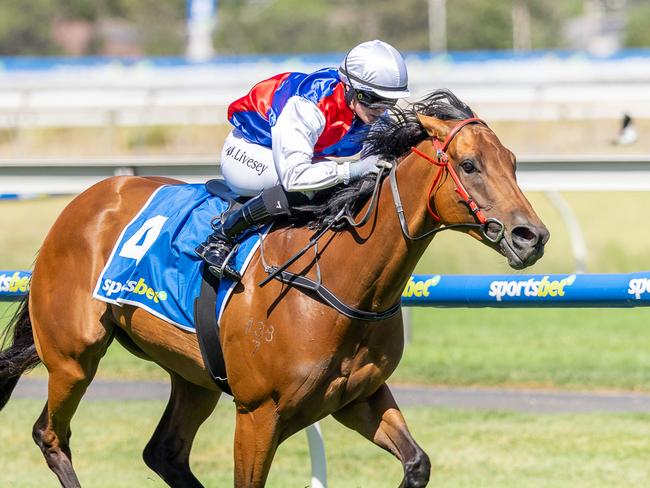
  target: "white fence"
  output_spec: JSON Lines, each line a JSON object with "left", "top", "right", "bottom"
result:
{"left": 2, "top": 154, "right": 650, "bottom": 195}
{"left": 3, "top": 153, "right": 650, "bottom": 273}
{"left": 0, "top": 52, "right": 649, "bottom": 127}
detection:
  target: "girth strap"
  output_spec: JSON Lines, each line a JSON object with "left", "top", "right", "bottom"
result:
{"left": 193, "top": 265, "right": 232, "bottom": 395}
{"left": 272, "top": 269, "right": 401, "bottom": 321}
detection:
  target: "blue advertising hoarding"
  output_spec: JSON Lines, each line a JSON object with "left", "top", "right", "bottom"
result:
{"left": 6, "top": 270, "right": 650, "bottom": 308}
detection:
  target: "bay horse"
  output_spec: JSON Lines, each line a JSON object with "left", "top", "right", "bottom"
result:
{"left": 0, "top": 90, "right": 548, "bottom": 487}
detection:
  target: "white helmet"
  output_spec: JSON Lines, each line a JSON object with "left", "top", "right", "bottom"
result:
{"left": 339, "top": 40, "right": 410, "bottom": 100}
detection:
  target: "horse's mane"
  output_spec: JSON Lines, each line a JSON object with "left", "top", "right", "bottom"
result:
{"left": 290, "top": 89, "right": 475, "bottom": 227}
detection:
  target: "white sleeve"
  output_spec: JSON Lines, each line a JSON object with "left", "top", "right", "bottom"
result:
{"left": 271, "top": 96, "right": 351, "bottom": 192}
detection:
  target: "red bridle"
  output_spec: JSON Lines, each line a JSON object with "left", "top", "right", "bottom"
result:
{"left": 410, "top": 117, "right": 489, "bottom": 224}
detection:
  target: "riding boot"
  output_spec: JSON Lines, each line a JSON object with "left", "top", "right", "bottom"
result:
{"left": 196, "top": 186, "right": 291, "bottom": 281}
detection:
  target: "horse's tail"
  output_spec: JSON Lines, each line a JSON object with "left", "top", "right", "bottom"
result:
{"left": 0, "top": 294, "right": 41, "bottom": 410}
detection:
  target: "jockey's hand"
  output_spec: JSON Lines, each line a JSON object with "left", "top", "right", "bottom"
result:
{"left": 349, "top": 155, "right": 381, "bottom": 181}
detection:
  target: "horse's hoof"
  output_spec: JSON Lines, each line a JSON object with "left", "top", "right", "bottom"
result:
{"left": 400, "top": 451, "right": 431, "bottom": 487}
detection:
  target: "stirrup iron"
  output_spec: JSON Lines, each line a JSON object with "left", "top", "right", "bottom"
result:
{"left": 208, "top": 243, "right": 241, "bottom": 281}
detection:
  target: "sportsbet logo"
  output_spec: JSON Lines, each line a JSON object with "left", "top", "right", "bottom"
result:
{"left": 102, "top": 277, "right": 168, "bottom": 303}
{"left": 628, "top": 278, "right": 650, "bottom": 299}
{"left": 489, "top": 275, "right": 576, "bottom": 302}
{"left": 0, "top": 272, "right": 30, "bottom": 293}
{"left": 402, "top": 275, "right": 441, "bottom": 298}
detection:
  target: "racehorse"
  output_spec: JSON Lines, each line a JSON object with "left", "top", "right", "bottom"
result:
{"left": 0, "top": 90, "right": 548, "bottom": 487}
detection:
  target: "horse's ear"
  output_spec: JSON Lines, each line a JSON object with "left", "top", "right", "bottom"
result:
{"left": 416, "top": 113, "right": 450, "bottom": 140}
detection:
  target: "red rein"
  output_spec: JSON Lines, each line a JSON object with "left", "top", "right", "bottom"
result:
{"left": 409, "top": 117, "right": 488, "bottom": 224}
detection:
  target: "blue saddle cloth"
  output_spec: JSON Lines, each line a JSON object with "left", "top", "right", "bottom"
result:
{"left": 93, "top": 183, "right": 267, "bottom": 331}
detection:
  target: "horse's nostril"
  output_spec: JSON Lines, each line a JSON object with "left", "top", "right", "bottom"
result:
{"left": 539, "top": 227, "right": 550, "bottom": 246}
{"left": 511, "top": 225, "right": 538, "bottom": 245}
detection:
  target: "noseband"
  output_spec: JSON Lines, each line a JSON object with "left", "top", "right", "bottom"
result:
{"left": 390, "top": 117, "right": 505, "bottom": 244}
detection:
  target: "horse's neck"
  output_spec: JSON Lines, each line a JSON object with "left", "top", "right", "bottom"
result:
{"left": 326, "top": 154, "right": 437, "bottom": 308}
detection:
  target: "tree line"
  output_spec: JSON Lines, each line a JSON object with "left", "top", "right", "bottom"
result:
{"left": 0, "top": 0, "right": 649, "bottom": 56}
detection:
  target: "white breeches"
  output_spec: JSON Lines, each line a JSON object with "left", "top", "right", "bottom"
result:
{"left": 220, "top": 129, "right": 279, "bottom": 197}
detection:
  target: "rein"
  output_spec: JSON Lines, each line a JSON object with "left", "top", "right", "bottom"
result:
{"left": 259, "top": 116, "right": 504, "bottom": 320}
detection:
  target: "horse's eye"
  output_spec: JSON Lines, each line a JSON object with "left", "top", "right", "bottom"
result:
{"left": 460, "top": 160, "right": 476, "bottom": 174}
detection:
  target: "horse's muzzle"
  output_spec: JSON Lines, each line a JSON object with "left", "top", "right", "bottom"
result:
{"left": 503, "top": 223, "right": 550, "bottom": 269}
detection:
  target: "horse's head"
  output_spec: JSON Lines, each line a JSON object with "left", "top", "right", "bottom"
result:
{"left": 414, "top": 113, "right": 549, "bottom": 269}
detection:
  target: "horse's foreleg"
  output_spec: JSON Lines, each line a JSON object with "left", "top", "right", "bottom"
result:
{"left": 143, "top": 372, "right": 221, "bottom": 488}
{"left": 332, "top": 383, "right": 431, "bottom": 488}
{"left": 233, "top": 403, "right": 281, "bottom": 488}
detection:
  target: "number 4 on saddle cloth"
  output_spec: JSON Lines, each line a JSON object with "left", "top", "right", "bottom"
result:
{"left": 93, "top": 182, "right": 269, "bottom": 393}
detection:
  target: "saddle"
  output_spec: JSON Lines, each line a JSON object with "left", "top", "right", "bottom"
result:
{"left": 205, "top": 179, "right": 246, "bottom": 212}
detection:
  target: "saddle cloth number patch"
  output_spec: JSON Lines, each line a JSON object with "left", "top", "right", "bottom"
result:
{"left": 118, "top": 215, "right": 168, "bottom": 264}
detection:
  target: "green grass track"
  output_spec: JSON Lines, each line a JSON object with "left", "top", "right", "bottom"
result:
{"left": 1, "top": 400, "right": 650, "bottom": 487}
{"left": 4, "top": 303, "right": 650, "bottom": 390}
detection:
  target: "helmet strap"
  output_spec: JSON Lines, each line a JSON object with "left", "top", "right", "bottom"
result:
{"left": 344, "top": 83, "right": 357, "bottom": 106}
{"left": 342, "top": 51, "right": 357, "bottom": 105}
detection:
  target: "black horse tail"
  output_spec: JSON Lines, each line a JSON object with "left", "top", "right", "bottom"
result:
{"left": 0, "top": 294, "right": 41, "bottom": 410}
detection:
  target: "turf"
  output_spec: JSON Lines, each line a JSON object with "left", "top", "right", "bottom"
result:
{"left": 0, "top": 196, "right": 73, "bottom": 269}
{"left": 2, "top": 399, "right": 650, "bottom": 487}
{"left": 4, "top": 303, "right": 650, "bottom": 391}
{"left": 395, "top": 307, "right": 650, "bottom": 391}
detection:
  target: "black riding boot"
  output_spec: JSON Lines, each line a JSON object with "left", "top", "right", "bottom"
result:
{"left": 196, "top": 186, "right": 292, "bottom": 281}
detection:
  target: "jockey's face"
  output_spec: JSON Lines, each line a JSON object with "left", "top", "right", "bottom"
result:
{"left": 350, "top": 98, "right": 386, "bottom": 124}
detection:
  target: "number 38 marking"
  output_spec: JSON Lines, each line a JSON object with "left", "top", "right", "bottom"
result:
{"left": 118, "top": 215, "right": 168, "bottom": 264}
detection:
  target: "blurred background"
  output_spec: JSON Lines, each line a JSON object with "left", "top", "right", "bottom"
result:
{"left": 0, "top": 0, "right": 647, "bottom": 158}
{"left": 4, "top": 2, "right": 650, "bottom": 487}
{"left": 1, "top": 0, "right": 650, "bottom": 273}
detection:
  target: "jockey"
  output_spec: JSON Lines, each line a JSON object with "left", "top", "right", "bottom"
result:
{"left": 196, "top": 40, "right": 410, "bottom": 281}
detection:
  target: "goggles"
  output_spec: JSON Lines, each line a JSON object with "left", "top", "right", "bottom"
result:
{"left": 355, "top": 90, "right": 397, "bottom": 108}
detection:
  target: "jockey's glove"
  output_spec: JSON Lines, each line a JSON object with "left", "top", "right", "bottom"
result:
{"left": 349, "top": 155, "right": 381, "bottom": 181}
